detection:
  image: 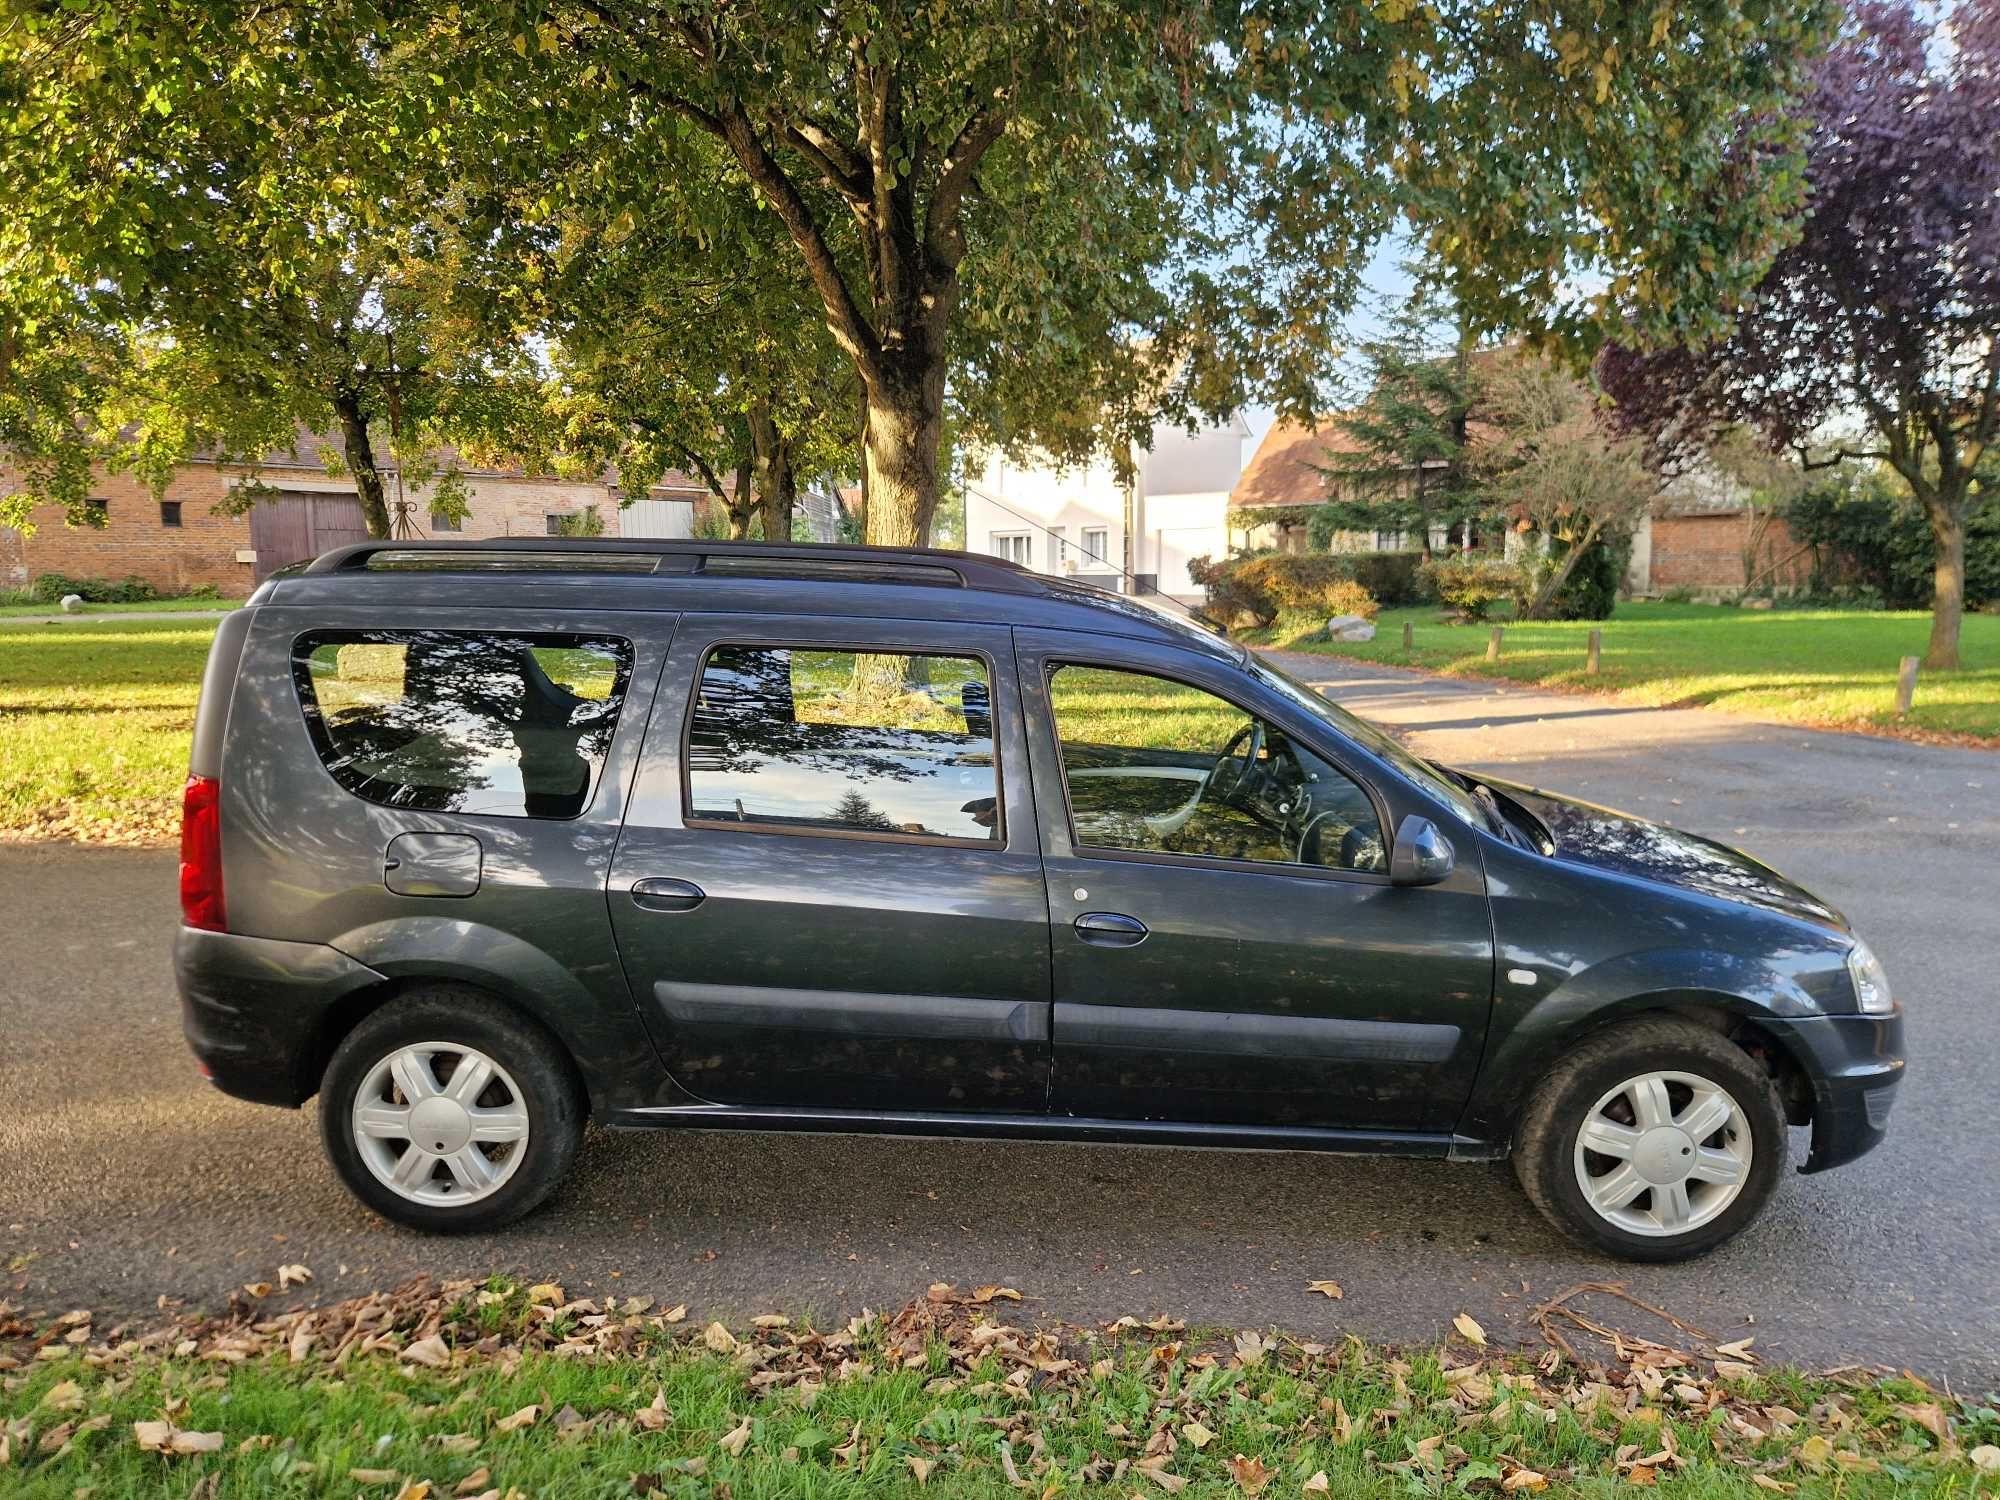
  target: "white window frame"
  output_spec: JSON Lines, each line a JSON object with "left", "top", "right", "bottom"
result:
{"left": 1081, "top": 527, "right": 1109, "bottom": 564}
{"left": 990, "top": 531, "right": 1032, "bottom": 566}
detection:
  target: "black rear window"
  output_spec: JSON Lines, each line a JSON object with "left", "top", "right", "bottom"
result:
{"left": 293, "top": 631, "right": 632, "bottom": 819}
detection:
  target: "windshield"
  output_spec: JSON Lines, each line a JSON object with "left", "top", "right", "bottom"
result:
{"left": 1248, "top": 656, "right": 1486, "bottom": 828}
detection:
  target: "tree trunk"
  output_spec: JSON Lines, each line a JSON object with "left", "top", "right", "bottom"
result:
{"left": 1922, "top": 493, "right": 1966, "bottom": 671}
{"left": 332, "top": 390, "right": 393, "bottom": 538}
{"left": 1521, "top": 520, "right": 1602, "bottom": 620}
{"left": 748, "top": 401, "right": 797, "bottom": 543}
{"left": 724, "top": 459, "right": 755, "bottom": 541}
{"left": 860, "top": 348, "right": 946, "bottom": 548}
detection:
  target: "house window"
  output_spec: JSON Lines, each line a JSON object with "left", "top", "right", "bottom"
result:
{"left": 545, "top": 514, "right": 566, "bottom": 536}
{"left": 159, "top": 501, "right": 183, "bottom": 528}
{"left": 1081, "top": 527, "right": 1109, "bottom": 563}
{"left": 431, "top": 510, "right": 462, "bottom": 533}
{"left": 991, "top": 532, "right": 1031, "bottom": 566}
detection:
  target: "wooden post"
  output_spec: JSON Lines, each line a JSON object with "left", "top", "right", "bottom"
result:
{"left": 1586, "top": 628, "right": 1602, "bottom": 674}
{"left": 1487, "top": 626, "right": 1503, "bottom": 662}
{"left": 1402, "top": 620, "right": 1414, "bottom": 654}
{"left": 1896, "top": 655, "right": 1920, "bottom": 715}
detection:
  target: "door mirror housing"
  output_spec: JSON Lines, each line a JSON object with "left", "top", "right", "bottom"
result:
{"left": 1390, "top": 815, "right": 1455, "bottom": 886}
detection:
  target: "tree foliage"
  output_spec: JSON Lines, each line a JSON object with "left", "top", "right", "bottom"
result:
{"left": 1601, "top": 0, "right": 2000, "bottom": 669}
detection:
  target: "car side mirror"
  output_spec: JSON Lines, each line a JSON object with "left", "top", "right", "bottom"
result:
{"left": 1390, "top": 814, "right": 1455, "bottom": 886}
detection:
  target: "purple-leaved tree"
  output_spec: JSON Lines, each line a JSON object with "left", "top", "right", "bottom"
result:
{"left": 1602, "top": 0, "right": 2000, "bottom": 669}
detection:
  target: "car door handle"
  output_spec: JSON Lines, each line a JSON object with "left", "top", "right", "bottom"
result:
{"left": 630, "top": 878, "right": 706, "bottom": 913}
{"left": 1074, "top": 911, "right": 1148, "bottom": 947}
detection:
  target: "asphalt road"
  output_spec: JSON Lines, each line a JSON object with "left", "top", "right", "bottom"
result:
{"left": 3, "top": 657, "right": 1996, "bottom": 1382}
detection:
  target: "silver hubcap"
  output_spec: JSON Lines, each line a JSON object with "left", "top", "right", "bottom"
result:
{"left": 351, "top": 1042, "right": 529, "bottom": 1207}
{"left": 1572, "top": 1069, "right": 1752, "bottom": 1237}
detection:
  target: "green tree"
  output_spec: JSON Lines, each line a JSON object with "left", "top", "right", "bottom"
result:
{"left": 1308, "top": 281, "right": 1485, "bottom": 560}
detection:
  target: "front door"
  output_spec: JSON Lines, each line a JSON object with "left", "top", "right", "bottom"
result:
{"left": 1015, "top": 629, "right": 1494, "bottom": 1134}
{"left": 609, "top": 615, "right": 1051, "bottom": 1114}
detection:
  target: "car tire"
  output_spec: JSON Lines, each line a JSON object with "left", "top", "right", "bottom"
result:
{"left": 319, "top": 987, "right": 585, "bottom": 1233}
{"left": 1512, "top": 1016, "right": 1788, "bottom": 1262}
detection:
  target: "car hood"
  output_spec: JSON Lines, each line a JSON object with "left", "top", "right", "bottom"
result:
{"left": 1476, "top": 776, "right": 1848, "bottom": 931}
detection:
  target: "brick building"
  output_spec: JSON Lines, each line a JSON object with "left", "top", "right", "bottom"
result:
{"left": 2, "top": 439, "right": 710, "bottom": 598}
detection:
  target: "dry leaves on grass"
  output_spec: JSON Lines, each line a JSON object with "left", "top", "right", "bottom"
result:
{"left": 1226, "top": 1452, "right": 1275, "bottom": 1493}
{"left": 132, "top": 1420, "right": 223, "bottom": 1456}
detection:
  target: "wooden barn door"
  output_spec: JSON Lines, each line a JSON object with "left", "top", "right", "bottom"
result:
{"left": 249, "top": 491, "right": 371, "bottom": 580}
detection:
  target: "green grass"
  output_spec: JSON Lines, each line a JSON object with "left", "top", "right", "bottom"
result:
{"left": 4, "top": 1287, "right": 1994, "bottom": 1499}
{"left": 0, "top": 617, "right": 219, "bottom": 843}
{"left": 1248, "top": 601, "right": 2000, "bottom": 742}
{"left": 0, "top": 594, "right": 236, "bottom": 618}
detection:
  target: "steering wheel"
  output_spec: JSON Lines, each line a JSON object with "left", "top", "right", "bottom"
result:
{"left": 1201, "top": 719, "right": 1267, "bottom": 812}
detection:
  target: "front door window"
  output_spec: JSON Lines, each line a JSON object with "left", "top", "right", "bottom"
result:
{"left": 1047, "top": 664, "right": 1385, "bottom": 874}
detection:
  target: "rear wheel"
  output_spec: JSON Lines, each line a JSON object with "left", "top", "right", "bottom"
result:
{"left": 1512, "top": 1017, "right": 1788, "bottom": 1262}
{"left": 320, "top": 989, "right": 583, "bottom": 1232}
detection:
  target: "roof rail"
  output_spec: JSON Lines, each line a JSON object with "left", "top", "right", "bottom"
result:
{"left": 302, "top": 538, "right": 1044, "bottom": 592}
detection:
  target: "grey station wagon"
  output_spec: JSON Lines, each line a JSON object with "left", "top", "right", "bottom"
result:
{"left": 176, "top": 539, "right": 1904, "bottom": 1260}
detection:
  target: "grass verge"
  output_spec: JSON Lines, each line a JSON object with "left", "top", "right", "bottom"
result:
{"left": 0, "top": 595, "right": 236, "bottom": 618}
{"left": 3, "top": 1277, "right": 1995, "bottom": 1498}
{"left": 1247, "top": 601, "right": 2000, "bottom": 744}
{"left": 0, "top": 617, "right": 220, "bottom": 844}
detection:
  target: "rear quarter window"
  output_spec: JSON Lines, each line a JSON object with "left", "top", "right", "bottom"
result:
{"left": 293, "top": 630, "right": 632, "bottom": 819}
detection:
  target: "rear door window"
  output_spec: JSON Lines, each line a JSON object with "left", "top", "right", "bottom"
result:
{"left": 294, "top": 631, "right": 632, "bottom": 818}
{"left": 685, "top": 645, "right": 1000, "bottom": 843}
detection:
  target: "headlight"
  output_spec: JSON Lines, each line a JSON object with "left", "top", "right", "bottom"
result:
{"left": 1846, "top": 939, "right": 1894, "bottom": 1015}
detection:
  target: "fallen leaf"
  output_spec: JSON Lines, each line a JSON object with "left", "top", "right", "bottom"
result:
{"left": 1182, "top": 1422, "right": 1216, "bottom": 1450}
{"left": 1302, "top": 1473, "right": 1329, "bottom": 1494}
{"left": 1501, "top": 1469, "right": 1548, "bottom": 1492}
{"left": 40, "top": 1380, "right": 86, "bottom": 1413}
{"left": 703, "top": 1322, "right": 738, "bottom": 1355}
{"left": 278, "top": 1264, "right": 313, "bottom": 1290}
{"left": 1453, "top": 1314, "right": 1487, "bottom": 1348}
{"left": 1232, "top": 1331, "right": 1268, "bottom": 1366}
{"left": 661, "top": 1304, "right": 688, "bottom": 1324}
{"left": 1715, "top": 1360, "right": 1759, "bottom": 1382}
{"left": 392, "top": 1484, "right": 432, "bottom": 1500}
{"left": 1715, "top": 1337, "right": 1757, "bottom": 1360}
{"left": 526, "top": 1284, "right": 565, "bottom": 1306}
{"left": 1969, "top": 1445, "right": 2000, "bottom": 1475}
{"left": 632, "top": 1388, "right": 671, "bottom": 1432}
{"left": 1306, "top": 1281, "right": 1343, "bottom": 1300}
{"left": 1227, "top": 1454, "right": 1274, "bottom": 1494}
{"left": 1750, "top": 1476, "right": 1796, "bottom": 1494}
{"left": 455, "top": 1468, "right": 491, "bottom": 1495}
{"left": 1134, "top": 1459, "right": 1187, "bottom": 1494}
{"left": 751, "top": 1314, "right": 790, "bottom": 1329}
{"left": 907, "top": 1455, "right": 933, "bottom": 1484}
{"left": 969, "top": 1285, "right": 1022, "bottom": 1303}
{"left": 241, "top": 1282, "right": 272, "bottom": 1299}
{"left": 717, "top": 1418, "right": 752, "bottom": 1457}
{"left": 349, "top": 1468, "right": 400, "bottom": 1484}
{"left": 1796, "top": 1434, "right": 1833, "bottom": 1470}
{"left": 133, "top": 1421, "right": 224, "bottom": 1456}
{"left": 494, "top": 1405, "right": 540, "bottom": 1434}
{"left": 288, "top": 1324, "right": 316, "bottom": 1364}
{"left": 402, "top": 1335, "right": 452, "bottom": 1369}
{"left": 1895, "top": 1402, "right": 1950, "bottom": 1444}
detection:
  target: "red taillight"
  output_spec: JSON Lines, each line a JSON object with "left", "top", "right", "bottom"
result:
{"left": 179, "top": 774, "right": 226, "bottom": 931}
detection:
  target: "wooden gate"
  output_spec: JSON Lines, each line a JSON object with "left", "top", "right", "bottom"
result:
{"left": 248, "top": 491, "right": 372, "bottom": 580}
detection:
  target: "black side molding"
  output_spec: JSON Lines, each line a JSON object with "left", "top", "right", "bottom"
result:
{"left": 655, "top": 981, "right": 1050, "bottom": 1045}
{"left": 1054, "top": 1003, "right": 1460, "bottom": 1065}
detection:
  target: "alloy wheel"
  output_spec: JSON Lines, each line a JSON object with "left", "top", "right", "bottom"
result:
{"left": 350, "top": 1042, "right": 530, "bottom": 1207}
{"left": 1571, "top": 1069, "right": 1752, "bottom": 1237}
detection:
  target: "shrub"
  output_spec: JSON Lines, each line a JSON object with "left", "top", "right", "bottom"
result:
{"left": 28, "top": 572, "right": 160, "bottom": 604}
{"left": 1782, "top": 480, "right": 2000, "bottom": 608}
{"left": 1335, "top": 550, "right": 1425, "bottom": 606}
{"left": 183, "top": 582, "right": 222, "bottom": 600}
{"left": 1419, "top": 555, "right": 1518, "bottom": 622}
{"left": 1532, "top": 530, "right": 1630, "bottom": 621}
{"left": 1190, "top": 552, "right": 1382, "bottom": 628}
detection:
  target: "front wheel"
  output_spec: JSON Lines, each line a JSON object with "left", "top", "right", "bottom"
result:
{"left": 1512, "top": 1017, "right": 1788, "bottom": 1262}
{"left": 319, "top": 989, "right": 584, "bottom": 1233}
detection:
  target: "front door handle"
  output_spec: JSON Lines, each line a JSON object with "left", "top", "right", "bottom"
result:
{"left": 1074, "top": 911, "right": 1148, "bottom": 947}
{"left": 630, "top": 878, "right": 706, "bottom": 913}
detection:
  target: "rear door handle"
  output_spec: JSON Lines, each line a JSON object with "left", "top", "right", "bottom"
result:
{"left": 630, "top": 878, "right": 706, "bottom": 913}
{"left": 1074, "top": 911, "right": 1148, "bottom": 947}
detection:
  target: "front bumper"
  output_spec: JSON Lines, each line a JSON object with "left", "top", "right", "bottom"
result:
{"left": 175, "top": 925, "right": 387, "bottom": 1107}
{"left": 1772, "top": 1007, "right": 1905, "bottom": 1173}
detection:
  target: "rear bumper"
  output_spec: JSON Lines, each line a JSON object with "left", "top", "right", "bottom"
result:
{"left": 1773, "top": 1008, "right": 1905, "bottom": 1173}
{"left": 175, "top": 925, "right": 386, "bottom": 1107}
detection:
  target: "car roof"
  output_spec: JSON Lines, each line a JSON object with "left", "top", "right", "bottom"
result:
{"left": 256, "top": 538, "right": 1240, "bottom": 661}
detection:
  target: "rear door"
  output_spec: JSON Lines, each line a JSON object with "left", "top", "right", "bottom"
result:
{"left": 609, "top": 614, "right": 1052, "bottom": 1114}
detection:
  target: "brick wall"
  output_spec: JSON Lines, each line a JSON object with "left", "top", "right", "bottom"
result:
{"left": 4, "top": 467, "right": 257, "bottom": 596}
{"left": 1649, "top": 511, "right": 1813, "bottom": 592}
{"left": 3, "top": 464, "right": 624, "bottom": 598}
